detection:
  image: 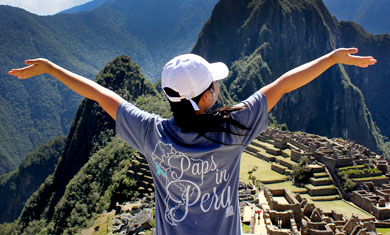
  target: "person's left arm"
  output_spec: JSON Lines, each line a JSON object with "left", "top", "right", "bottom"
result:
{"left": 8, "top": 59, "right": 123, "bottom": 120}
{"left": 260, "top": 48, "right": 377, "bottom": 112}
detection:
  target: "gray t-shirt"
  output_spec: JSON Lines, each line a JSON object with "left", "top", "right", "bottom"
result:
{"left": 116, "top": 90, "right": 268, "bottom": 235}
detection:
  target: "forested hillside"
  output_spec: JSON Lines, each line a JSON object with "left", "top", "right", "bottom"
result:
{"left": 0, "top": 136, "right": 66, "bottom": 222}
{"left": 0, "top": 0, "right": 217, "bottom": 173}
{"left": 192, "top": 0, "right": 390, "bottom": 156}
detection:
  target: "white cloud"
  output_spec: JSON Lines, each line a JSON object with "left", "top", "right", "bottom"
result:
{"left": 0, "top": 0, "right": 93, "bottom": 15}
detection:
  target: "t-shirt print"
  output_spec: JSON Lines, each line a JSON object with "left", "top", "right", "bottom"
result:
{"left": 151, "top": 141, "right": 234, "bottom": 226}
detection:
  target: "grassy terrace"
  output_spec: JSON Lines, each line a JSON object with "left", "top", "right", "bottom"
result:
{"left": 240, "top": 151, "right": 288, "bottom": 184}
{"left": 263, "top": 181, "right": 307, "bottom": 194}
{"left": 307, "top": 200, "right": 374, "bottom": 220}
{"left": 309, "top": 177, "right": 332, "bottom": 186}
{"left": 81, "top": 211, "right": 115, "bottom": 234}
{"left": 313, "top": 172, "right": 328, "bottom": 177}
{"left": 338, "top": 165, "right": 366, "bottom": 171}
{"left": 300, "top": 194, "right": 341, "bottom": 201}
{"left": 305, "top": 184, "right": 336, "bottom": 190}
{"left": 247, "top": 144, "right": 277, "bottom": 162}
{"left": 353, "top": 175, "right": 388, "bottom": 181}
{"left": 377, "top": 228, "right": 390, "bottom": 235}
{"left": 274, "top": 155, "right": 297, "bottom": 169}
{"left": 252, "top": 139, "right": 280, "bottom": 155}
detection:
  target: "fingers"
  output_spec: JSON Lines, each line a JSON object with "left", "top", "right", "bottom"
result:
{"left": 8, "top": 65, "right": 35, "bottom": 79}
{"left": 8, "top": 68, "right": 23, "bottom": 78}
{"left": 334, "top": 48, "right": 377, "bottom": 68}
{"left": 8, "top": 58, "right": 49, "bottom": 79}
{"left": 344, "top": 47, "right": 359, "bottom": 55}
{"left": 350, "top": 55, "right": 377, "bottom": 68}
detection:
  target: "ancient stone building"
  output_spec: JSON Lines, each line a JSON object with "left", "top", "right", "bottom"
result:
{"left": 262, "top": 187, "right": 376, "bottom": 234}
{"left": 351, "top": 182, "right": 390, "bottom": 220}
{"left": 257, "top": 128, "right": 390, "bottom": 219}
{"left": 263, "top": 188, "right": 300, "bottom": 234}
{"left": 260, "top": 129, "right": 382, "bottom": 172}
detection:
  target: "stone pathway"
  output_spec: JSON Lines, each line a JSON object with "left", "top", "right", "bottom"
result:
{"left": 253, "top": 190, "right": 268, "bottom": 235}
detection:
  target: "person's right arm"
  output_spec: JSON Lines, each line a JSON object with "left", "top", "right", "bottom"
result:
{"left": 260, "top": 48, "right": 377, "bottom": 112}
{"left": 8, "top": 59, "right": 123, "bottom": 120}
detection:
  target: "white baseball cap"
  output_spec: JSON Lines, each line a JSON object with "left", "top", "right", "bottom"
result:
{"left": 161, "top": 54, "right": 229, "bottom": 111}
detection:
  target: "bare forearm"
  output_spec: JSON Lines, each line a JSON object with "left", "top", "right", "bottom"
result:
{"left": 47, "top": 62, "right": 123, "bottom": 119}
{"left": 261, "top": 48, "right": 377, "bottom": 112}
{"left": 278, "top": 52, "right": 334, "bottom": 94}
{"left": 48, "top": 62, "right": 106, "bottom": 101}
{"left": 261, "top": 52, "right": 334, "bottom": 111}
{"left": 9, "top": 59, "right": 123, "bottom": 120}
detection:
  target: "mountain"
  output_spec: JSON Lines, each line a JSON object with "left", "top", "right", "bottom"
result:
{"left": 57, "top": 0, "right": 109, "bottom": 14}
{"left": 192, "top": 0, "right": 390, "bottom": 155}
{"left": 0, "top": 136, "right": 66, "bottom": 222}
{"left": 338, "top": 22, "right": 390, "bottom": 153}
{"left": 0, "top": 0, "right": 217, "bottom": 174}
{"left": 323, "top": 0, "right": 390, "bottom": 34}
{"left": 2, "top": 0, "right": 390, "bottom": 233}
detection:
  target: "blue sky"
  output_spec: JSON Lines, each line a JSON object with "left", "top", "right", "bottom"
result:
{"left": 0, "top": 0, "right": 92, "bottom": 15}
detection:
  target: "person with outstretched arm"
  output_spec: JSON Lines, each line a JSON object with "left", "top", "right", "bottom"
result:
{"left": 9, "top": 48, "right": 376, "bottom": 234}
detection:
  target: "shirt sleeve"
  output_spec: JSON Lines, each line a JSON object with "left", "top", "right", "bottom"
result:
{"left": 115, "top": 100, "right": 158, "bottom": 153}
{"left": 230, "top": 90, "right": 268, "bottom": 146}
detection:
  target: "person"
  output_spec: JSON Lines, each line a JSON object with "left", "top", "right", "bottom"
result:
{"left": 8, "top": 48, "right": 376, "bottom": 234}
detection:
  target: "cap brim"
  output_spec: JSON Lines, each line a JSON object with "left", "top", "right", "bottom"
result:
{"left": 209, "top": 62, "right": 229, "bottom": 81}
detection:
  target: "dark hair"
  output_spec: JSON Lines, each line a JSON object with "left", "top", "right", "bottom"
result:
{"left": 163, "top": 83, "right": 250, "bottom": 143}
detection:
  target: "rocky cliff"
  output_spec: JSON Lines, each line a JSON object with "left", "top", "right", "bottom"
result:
{"left": 192, "top": 0, "right": 388, "bottom": 155}
{"left": 337, "top": 22, "right": 390, "bottom": 146}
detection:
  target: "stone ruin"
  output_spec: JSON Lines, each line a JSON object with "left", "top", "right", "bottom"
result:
{"left": 260, "top": 129, "right": 385, "bottom": 173}
{"left": 351, "top": 182, "right": 390, "bottom": 220}
{"left": 263, "top": 188, "right": 300, "bottom": 234}
{"left": 113, "top": 194, "right": 155, "bottom": 235}
{"left": 128, "top": 154, "right": 155, "bottom": 197}
{"left": 258, "top": 128, "right": 390, "bottom": 219}
{"left": 262, "top": 187, "right": 377, "bottom": 235}
{"left": 239, "top": 181, "right": 257, "bottom": 203}
{"left": 239, "top": 181, "right": 259, "bottom": 227}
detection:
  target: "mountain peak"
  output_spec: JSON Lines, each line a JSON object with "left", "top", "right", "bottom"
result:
{"left": 57, "top": 0, "right": 112, "bottom": 15}
{"left": 193, "top": 0, "right": 387, "bottom": 155}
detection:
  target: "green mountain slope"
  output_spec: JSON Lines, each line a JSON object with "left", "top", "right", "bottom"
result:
{"left": 0, "top": 136, "right": 66, "bottom": 222}
{"left": 0, "top": 0, "right": 217, "bottom": 173}
{"left": 192, "top": 0, "right": 388, "bottom": 155}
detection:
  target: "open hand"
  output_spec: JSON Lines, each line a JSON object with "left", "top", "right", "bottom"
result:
{"left": 8, "top": 58, "right": 52, "bottom": 79}
{"left": 332, "top": 48, "right": 377, "bottom": 68}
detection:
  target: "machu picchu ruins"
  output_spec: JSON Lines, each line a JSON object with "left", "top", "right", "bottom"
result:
{"left": 240, "top": 128, "right": 390, "bottom": 234}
